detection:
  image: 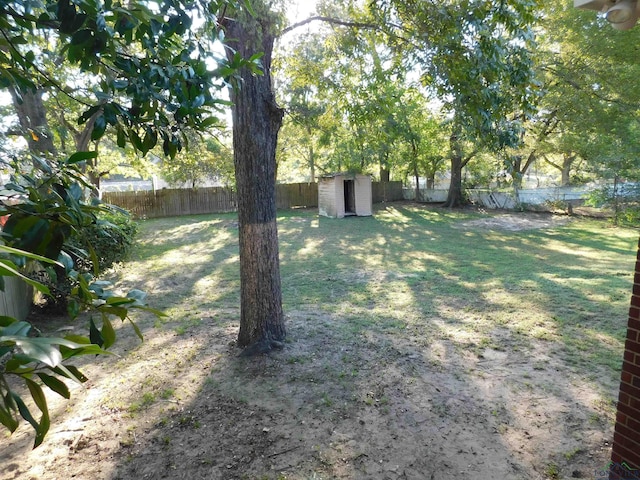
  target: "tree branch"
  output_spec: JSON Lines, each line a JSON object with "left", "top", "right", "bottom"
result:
{"left": 281, "top": 16, "right": 379, "bottom": 36}
{"left": 543, "top": 65, "right": 633, "bottom": 109}
{"left": 522, "top": 150, "right": 536, "bottom": 174}
{"left": 461, "top": 150, "right": 478, "bottom": 169}
{"left": 542, "top": 154, "right": 561, "bottom": 172}
{"left": 280, "top": 15, "right": 415, "bottom": 48}
{"left": 0, "top": 28, "right": 93, "bottom": 108}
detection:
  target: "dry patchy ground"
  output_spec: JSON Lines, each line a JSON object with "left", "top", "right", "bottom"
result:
{"left": 1, "top": 209, "right": 625, "bottom": 480}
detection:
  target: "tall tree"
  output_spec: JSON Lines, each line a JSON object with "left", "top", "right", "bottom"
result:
{"left": 160, "top": 130, "right": 234, "bottom": 188}
{"left": 526, "top": 1, "right": 640, "bottom": 186}
{"left": 375, "top": 0, "right": 540, "bottom": 207}
{"left": 392, "top": 91, "right": 448, "bottom": 195}
{"left": 8, "top": 88, "right": 57, "bottom": 155}
{"left": 274, "top": 32, "right": 327, "bottom": 182}
{"left": 276, "top": 11, "right": 421, "bottom": 182}
{"left": 221, "top": 4, "right": 287, "bottom": 353}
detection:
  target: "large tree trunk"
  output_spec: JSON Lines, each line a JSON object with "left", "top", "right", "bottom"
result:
{"left": 223, "top": 7, "right": 286, "bottom": 354}
{"left": 380, "top": 167, "right": 390, "bottom": 183}
{"left": 543, "top": 153, "right": 576, "bottom": 187}
{"left": 444, "top": 132, "right": 464, "bottom": 208}
{"left": 511, "top": 156, "right": 524, "bottom": 189}
{"left": 9, "top": 87, "right": 56, "bottom": 155}
{"left": 445, "top": 155, "right": 464, "bottom": 208}
{"left": 510, "top": 150, "right": 536, "bottom": 189}
{"left": 561, "top": 154, "right": 574, "bottom": 186}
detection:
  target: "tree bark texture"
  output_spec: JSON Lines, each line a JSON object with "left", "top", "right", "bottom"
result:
{"left": 306, "top": 125, "right": 316, "bottom": 183}
{"left": 561, "top": 155, "right": 574, "bottom": 186}
{"left": 223, "top": 8, "right": 286, "bottom": 353}
{"left": 445, "top": 132, "right": 463, "bottom": 208}
{"left": 410, "top": 139, "right": 420, "bottom": 200}
{"left": 9, "top": 87, "right": 57, "bottom": 154}
{"left": 380, "top": 167, "right": 390, "bottom": 183}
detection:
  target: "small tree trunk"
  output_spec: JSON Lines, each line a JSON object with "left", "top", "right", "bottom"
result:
{"left": 613, "top": 175, "right": 620, "bottom": 226}
{"left": 426, "top": 174, "right": 435, "bottom": 190}
{"left": 380, "top": 151, "right": 390, "bottom": 183}
{"left": 309, "top": 146, "right": 316, "bottom": 183}
{"left": 224, "top": 6, "right": 286, "bottom": 354}
{"left": 410, "top": 139, "right": 420, "bottom": 201}
{"left": 306, "top": 125, "right": 316, "bottom": 183}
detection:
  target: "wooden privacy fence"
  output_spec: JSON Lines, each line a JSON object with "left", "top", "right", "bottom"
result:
{"left": 373, "top": 181, "right": 404, "bottom": 203}
{"left": 276, "top": 182, "right": 318, "bottom": 210}
{"left": 103, "top": 181, "right": 404, "bottom": 219}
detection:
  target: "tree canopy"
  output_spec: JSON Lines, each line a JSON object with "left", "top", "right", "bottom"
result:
{"left": 0, "top": 0, "right": 260, "bottom": 157}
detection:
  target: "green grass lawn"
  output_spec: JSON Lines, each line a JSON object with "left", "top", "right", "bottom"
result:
{"left": 130, "top": 204, "right": 637, "bottom": 391}
{"left": 73, "top": 202, "right": 638, "bottom": 480}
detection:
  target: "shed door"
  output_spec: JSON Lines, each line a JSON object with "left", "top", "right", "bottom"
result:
{"left": 344, "top": 179, "right": 356, "bottom": 215}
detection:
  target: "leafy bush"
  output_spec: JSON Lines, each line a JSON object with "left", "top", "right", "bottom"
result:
{"left": 586, "top": 183, "right": 640, "bottom": 227}
{"left": 68, "top": 209, "right": 138, "bottom": 275}
{"left": 0, "top": 153, "right": 161, "bottom": 447}
{"left": 29, "top": 208, "right": 138, "bottom": 312}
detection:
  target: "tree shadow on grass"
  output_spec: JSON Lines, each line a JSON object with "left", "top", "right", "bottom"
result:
{"left": 1, "top": 203, "right": 634, "bottom": 480}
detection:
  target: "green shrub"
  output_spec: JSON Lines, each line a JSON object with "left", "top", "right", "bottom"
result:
{"left": 0, "top": 154, "right": 157, "bottom": 447}
{"left": 69, "top": 208, "right": 138, "bottom": 274}
{"left": 33, "top": 208, "right": 138, "bottom": 312}
{"left": 586, "top": 183, "right": 640, "bottom": 227}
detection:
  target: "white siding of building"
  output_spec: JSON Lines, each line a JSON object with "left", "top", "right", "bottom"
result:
{"left": 318, "top": 174, "right": 372, "bottom": 218}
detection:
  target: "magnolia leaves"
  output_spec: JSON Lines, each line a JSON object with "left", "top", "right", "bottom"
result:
{"left": 3, "top": 0, "right": 253, "bottom": 158}
{"left": 0, "top": 317, "right": 109, "bottom": 448}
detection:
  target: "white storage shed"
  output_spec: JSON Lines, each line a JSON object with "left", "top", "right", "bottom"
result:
{"left": 318, "top": 173, "right": 372, "bottom": 218}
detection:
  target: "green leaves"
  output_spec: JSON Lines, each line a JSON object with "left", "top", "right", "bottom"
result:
{"left": 89, "top": 316, "right": 115, "bottom": 349}
{"left": 384, "top": 0, "right": 538, "bottom": 151}
{"left": 37, "top": 373, "right": 70, "bottom": 399}
{"left": 0, "top": 157, "right": 164, "bottom": 447}
{"left": 25, "top": 380, "right": 49, "bottom": 447}
{"left": 0, "top": 307, "right": 142, "bottom": 447}
{"left": 1, "top": 330, "right": 111, "bottom": 369}
{"left": 3, "top": 0, "right": 249, "bottom": 158}
{"left": 0, "top": 312, "right": 112, "bottom": 447}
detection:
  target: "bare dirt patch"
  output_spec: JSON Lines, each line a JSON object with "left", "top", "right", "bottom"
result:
{"left": 456, "top": 212, "right": 571, "bottom": 231}
{"left": 1, "top": 312, "right": 615, "bottom": 480}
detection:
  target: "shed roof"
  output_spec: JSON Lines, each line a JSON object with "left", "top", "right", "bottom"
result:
{"left": 319, "top": 172, "right": 370, "bottom": 179}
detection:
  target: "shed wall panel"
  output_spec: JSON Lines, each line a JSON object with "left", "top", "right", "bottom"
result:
{"left": 354, "top": 175, "right": 372, "bottom": 216}
{"left": 336, "top": 178, "right": 345, "bottom": 218}
{"left": 319, "top": 178, "right": 338, "bottom": 218}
